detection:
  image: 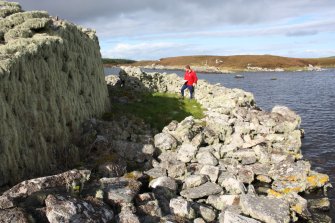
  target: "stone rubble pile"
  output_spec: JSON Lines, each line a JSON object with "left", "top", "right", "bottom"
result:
{"left": 0, "top": 67, "right": 331, "bottom": 222}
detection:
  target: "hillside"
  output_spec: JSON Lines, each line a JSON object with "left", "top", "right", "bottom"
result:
{"left": 102, "top": 58, "right": 136, "bottom": 66}
{"left": 130, "top": 55, "right": 335, "bottom": 72}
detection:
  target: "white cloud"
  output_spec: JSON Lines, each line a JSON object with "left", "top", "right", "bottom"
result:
{"left": 8, "top": 0, "right": 335, "bottom": 58}
{"left": 103, "top": 42, "right": 191, "bottom": 60}
{"left": 10, "top": 0, "right": 335, "bottom": 37}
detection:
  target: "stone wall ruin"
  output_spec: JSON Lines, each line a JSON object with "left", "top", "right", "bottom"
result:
{"left": 0, "top": 1, "right": 110, "bottom": 186}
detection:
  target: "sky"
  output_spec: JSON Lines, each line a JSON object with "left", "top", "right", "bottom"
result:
{"left": 7, "top": 0, "right": 335, "bottom": 60}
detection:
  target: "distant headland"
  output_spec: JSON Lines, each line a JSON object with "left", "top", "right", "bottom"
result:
{"left": 103, "top": 55, "right": 335, "bottom": 73}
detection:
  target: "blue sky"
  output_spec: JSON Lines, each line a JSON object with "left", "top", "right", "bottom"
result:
{"left": 9, "top": 0, "right": 335, "bottom": 60}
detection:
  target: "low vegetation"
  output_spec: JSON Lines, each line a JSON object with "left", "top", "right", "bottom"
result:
{"left": 102, "top": 58, "right": 137, "bottom": 66}
{"left": 131, "top": 55, "right": 335, "bottom": 71}
{"left": 103, "top": 92, "right": 205, "bottom": 130}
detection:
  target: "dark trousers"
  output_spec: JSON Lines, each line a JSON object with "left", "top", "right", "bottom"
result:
{"left": 181, "top": 84, "right": 194, "bottom": 99}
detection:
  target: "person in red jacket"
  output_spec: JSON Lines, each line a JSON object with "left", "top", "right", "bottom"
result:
{"left": 181, "top": 65, "right": 198, "bottom": 99}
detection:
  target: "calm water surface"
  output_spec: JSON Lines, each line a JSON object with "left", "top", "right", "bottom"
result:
{"left": 105, "top": 67, "right": 335, "bottom": 215}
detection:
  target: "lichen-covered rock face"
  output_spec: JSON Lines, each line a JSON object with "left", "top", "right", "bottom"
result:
{"left": 0, "top": 1, "right": 110, "bottom": 186}
{"left": 45, "top": 194, "right": 114, "bottom": 223}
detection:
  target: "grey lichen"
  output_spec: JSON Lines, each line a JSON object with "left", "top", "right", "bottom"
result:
{"left": 0, "top": 0, "right": 110, "bottom": 186}
{"left": 0, "top": 1, "right": 22, "bottom": 18}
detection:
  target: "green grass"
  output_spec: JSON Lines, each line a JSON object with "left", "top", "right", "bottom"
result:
{"left": 102, "top": 58, "right": 136, "bottom": 66}
{"left": 103, "top": 92, "right": 205, "bottom": 130}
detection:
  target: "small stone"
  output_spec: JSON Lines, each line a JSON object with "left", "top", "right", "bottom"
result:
{"left": 309, "top": 212, "right": 332, "bottom": 223}
{"left": 149, "top": 176, "right": 177, "bottom": 192}
{"left": 136, "top": 198, "right": 162, "bottom": 218}
{"left": 231, "top": 149, "right": 257, "bottom": 164}
{"left": 207, "top": 194, "right": 240, "bottom": 210}
{"left": 177, "top": 143, "right": 198, "bottom": 163}
{"left": 306, "top": 171, "right": 330, "bottom": 190}
{"left": 191, "top": 133, "right": 204, "bottom": 148}
{"left": 154, "top": 133, "right": 177, "bottom": 151}
{"left": 118, "top": 204, "right": 140, "bottom": 223}
{"left": 183, "top": 174, "right": 208, "bottom": 189}
{"left": 256, "top": 175, "right": 272, "bottom": 183}
{"left": 142, "top": 144, "right": 156, "bottom": 155}
{"left": 196, "top": 151, "right": 218, "bottom": 166}
{"left": 308, "top": 198, "right": 330, "bottom": 211}
{"left": 180, "top": 182, "right": 223, "bottom": 199}
{"left": 144, "top": 167, "right": 167, "bottom": 179}
{"left": 221, "top": 177, "right": 246, "bottom": 195}
{"left": 166, "top": 160, "right": 186, "bottom": 178}
{"left": 249, "top": 163, "right": 271, "bottom": 176}
{"left": 199, "top": 165, "right": 220, "bottom": 183}
{"left": 237, "top": 167, "right": 254, "bottom": 184}
{"left": 169, "top": 197, "right": 195, "bottom": 219}
{"left": 193, "top": 203, "right": 217, "bottom": 222}
{"left": 193, "top": 217, "right": 206, "bottom": 223}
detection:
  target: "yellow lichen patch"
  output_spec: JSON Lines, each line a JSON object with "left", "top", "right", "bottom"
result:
{"left": 291, "top": 204, "right": 303, "bottom": 215}
{"left": 307, "top": 175, "right": 318, "bottom": 187}
{"left": 148, "top": 176, "right": 155, "bottom": 183}
{"left": 124, "top": 172, "right": 136, "bottom": 179}
{"left": 124, "top": 171, "right": 143, "bottom": 180}
{"left": 307, "top": 173, "right": 329, "bottom": 189}
{"left": 287, "top": 151, "right": 303, "bottom": 160}
{"left": 267, "top": 189, "right": 284, "bottom": 198}
{"left": 256, "top": 175, "right": 272, "bottom": 183}
{"left": 295, "top": 153, "right": 303, "bottom": 160}
{"left": 285, "top": 176, "right": 299, "bottom": 182}
{"left": 282, "top": 187, "right": 303, "bottom": 194}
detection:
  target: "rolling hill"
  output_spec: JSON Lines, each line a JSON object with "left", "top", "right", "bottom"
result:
{"left": 126, "top": 55, "right": 335, "bottom": 72}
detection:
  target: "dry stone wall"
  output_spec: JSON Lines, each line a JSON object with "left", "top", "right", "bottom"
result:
{"left": 0, "top": 1, "right": 110, "bottom": 186}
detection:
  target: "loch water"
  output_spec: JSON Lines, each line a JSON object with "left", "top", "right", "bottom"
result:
{"left": 105, "top": 67, "right": 335, "bottom": 216}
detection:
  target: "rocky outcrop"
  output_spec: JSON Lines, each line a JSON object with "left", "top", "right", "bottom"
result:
{"left": 0, "top": 49, "right": 332, "bottom": 221}
{"left": 103, "top": 67, "right": 332, "bottom": 222}
{"left": 140, "top": 64, "right": 235, "bottom": 73}
{"left": 0, "top": 1, "right": 110, "bottom": 186}
{"left": 246, "top": 65, "right": 285, "bottom": 72}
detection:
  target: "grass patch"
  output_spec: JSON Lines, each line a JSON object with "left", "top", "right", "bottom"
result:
{"left": 102, "top": 58, "right": 137, "bottom": 66}
{"left": 103, "top": 92, "right": 205, "bottom": 131}
{"left": 132, "top": 55, "right": 335, "bottom": 70}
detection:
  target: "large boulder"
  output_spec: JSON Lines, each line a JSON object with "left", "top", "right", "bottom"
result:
{"left": 220, "top": 210, "right": 261, "bottom": 223}
{"left": 0, "top": 169, "right": 90, "bottom": 209}
{"left": 169, "top": 197, "right": 196, "bottom": 219}
{"left": 45, "top": 194, "right": 114, "bottom": 223}
{"left": 180, "top": 182, "right": 223, "bottom": 199}
{"left": 0, "top": 208, "right": 30, "bottom": 223}
{"left": 154, "top": 132, "right": 177, "bottom": 151}
{"left": 100, "top": 177, "right": 142, "bottom": 206}
{"left": 240, "top": 194, "right": 290, "bottom": 223}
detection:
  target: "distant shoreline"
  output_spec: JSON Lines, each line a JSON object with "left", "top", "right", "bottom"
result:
{"left": 104, "top": 54, "right": 335, "bottom": 73}
{"left": 104, "top": 64, "right": 332, "bottom": 74}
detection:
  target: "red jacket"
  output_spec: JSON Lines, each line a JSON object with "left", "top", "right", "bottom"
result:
{"left": 184, "top": 70, "right": 198, "bottom": 86}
